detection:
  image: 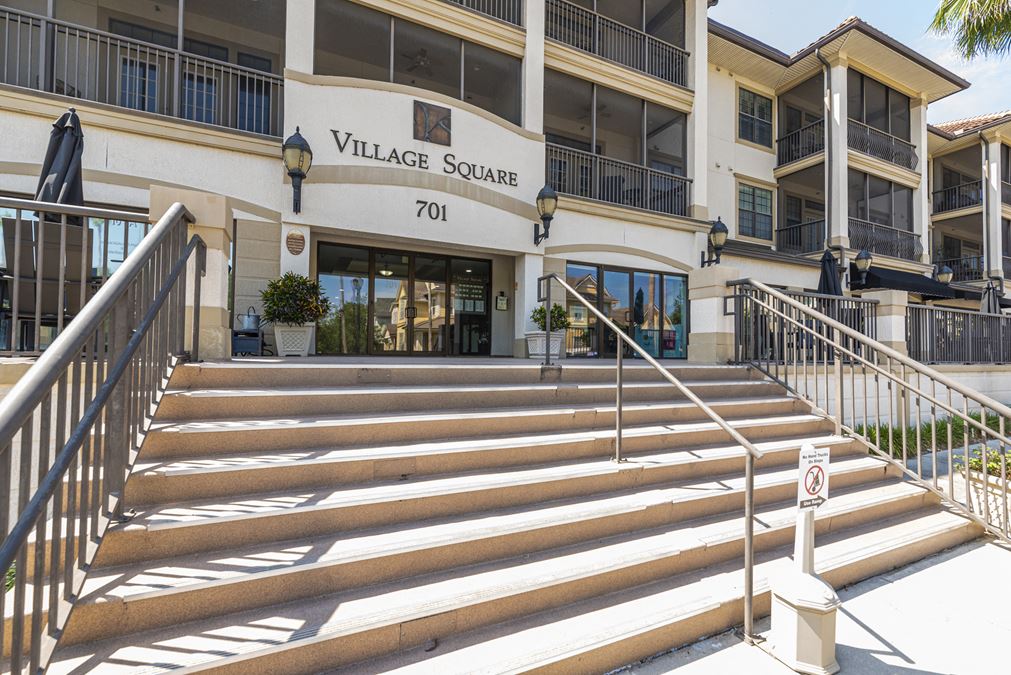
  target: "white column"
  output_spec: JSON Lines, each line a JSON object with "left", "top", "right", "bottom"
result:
{"left": 523, "top": 0, "right": 545, "bottom": 134}
{"left": 687, "top": 265, "right": 740, "bottom": 363}
{"left": 281, "top": 223, "right": 311, "bottom": 276}
{"left": 685, "top": 0, "right": 709, "bottom": 220}
{"left": 985, "top": 136, "right": 1004, "bottom": 279}
{"left": 912, "top": 98, "right": 930, "bottom": 263}
{"left": 286, "top": 0, "right": 315, "bottom": 73}
{"left": 827, "top": 59, "right": 849, "bottom": 248}
{"left": 514, "top": 253, "right": 545, "bottom": 356}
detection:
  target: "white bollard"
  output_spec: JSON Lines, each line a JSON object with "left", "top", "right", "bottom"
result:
{"left": 770, "top": 445, "right": 841, "bottom": 674}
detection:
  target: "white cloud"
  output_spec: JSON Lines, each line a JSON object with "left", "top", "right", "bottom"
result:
{"left": 909, "top": 34, "right": 1011, "bottom": 123}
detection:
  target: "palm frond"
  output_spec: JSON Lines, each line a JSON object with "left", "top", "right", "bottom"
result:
{"left": 932, "top": 0, "right": 1011, "bottom": 59}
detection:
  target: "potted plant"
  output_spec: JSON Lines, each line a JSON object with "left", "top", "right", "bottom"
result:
{"left": 260, "top": 272, "right": 331, "bottom": 357}
{"left": 526, "top": 303, "right": 570, "bottom": 359}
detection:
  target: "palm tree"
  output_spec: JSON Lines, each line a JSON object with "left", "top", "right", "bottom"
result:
{"left": 931, "top": 0, "right": 1011, "bottom": 59}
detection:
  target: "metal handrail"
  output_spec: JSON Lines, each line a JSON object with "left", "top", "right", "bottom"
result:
{"left": 0, "top": 196, "right": 144, "bottom": 223}
{"left": 776, "top": 119, "right": 825, "bottom": 166}
{"left": 539, "top": 272, "right": 763, "bottom": 642}
{"left": 730, "top": 277, "right": 1011, "bottom": 544}
{"left": 0, "top": 200, "right": 202, "bottom": 670}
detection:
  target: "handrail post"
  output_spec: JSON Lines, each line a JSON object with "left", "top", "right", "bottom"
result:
{"left": 544, "top": 277, "right": 552, "bottom": 367}
{"left": 615, "top": 344, "right": 623, "bottom": 462}
{"left": 191, "top": 242, "right": 205, "bottom": 362}
{"left": 833, "top": 325, "right": 843, "bottom": 435}
{"left": 743, "top": 450, "right": 756, "bottom": 644}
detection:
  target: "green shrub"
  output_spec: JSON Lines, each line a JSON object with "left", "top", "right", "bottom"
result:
{"left": 953, "top": 448, "right": 1010, "bottom": 479}
{"left": 260, "top": 273, "right": 331, "bottom": 326}
{"left": 531, "top": 304, "right": 571, "bottom": 331}
{"left": 5, "top": 565, "right": 13, "bottom": 591}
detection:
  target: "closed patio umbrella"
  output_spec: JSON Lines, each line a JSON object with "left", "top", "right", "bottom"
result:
{"left": 981, "top": 280, "right": 1002, "bottom": 315}
{"left": 816, "top": 249, "right": 843, "bottom": 297}
{"left": 35, "top": 107, "right": 84, "bottom": 224}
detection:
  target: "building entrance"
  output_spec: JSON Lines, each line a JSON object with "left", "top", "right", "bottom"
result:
{"left": 316, "top": 243, "right": 491, "bottom": 356}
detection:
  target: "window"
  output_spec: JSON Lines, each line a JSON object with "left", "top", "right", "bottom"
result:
{"left": 120, "top": 59, "right": 158, "bottom": 112}
{"left": 1002, "top": 145, "right": 1011, "bottom": 184}
{"left": 738, "top": 184, "right": 773, "bottom": 240}
{"left": 848, "top": 69, "right": 911, "bottom": 141}
{"left": 739, "top": 88, "right": 773, "bottom": 147}
{"left": 848, "top": 169, "right": 915, "bottom": 231}
{"left": 314, "top": 0, "right": 522, "bottom": 124}
{"left": 785, "top": 195, "right": 803, "bottom": 226}
{"left": 237, "top": 53, "right": 272, "bottom": 135}
{"left": 182, "top": 72, "right": 216, "bottom": 123}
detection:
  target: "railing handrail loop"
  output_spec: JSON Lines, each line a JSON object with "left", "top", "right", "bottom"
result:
{"left": 0, "top": 201, "right": 193, "bottom": 446}
{"left": 547, "top": 0, "right": 691, "bottom": 58}
{"left": 847, "top": 117, "right": 914, "bottom": 146}
{"left": 545, "top": 142, "right": 693, "bottom": 184}
{"left": 775, "top": 118, "right": 824, "bottom": 144}
{"left": 931, "top": 179, "right": 983, "bottom": 195}
{"left": 544, "top": 272, "right": 763, "bottom": 460}
{"left": 0, "top": 196, "right": 147, "bottom": 223}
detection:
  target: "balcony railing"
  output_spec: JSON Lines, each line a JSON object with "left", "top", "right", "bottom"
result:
{"left": 775, "top": 219, "right": 825, "bottom": 255}
{"left": 847, "top": 119, "right": 918, "bottom": 171}
{"left": 545, "top": 0, "right": 689, "bottom": 88}
{"left": 0, "top": 7, "right": 284, "bottom": 136}
{"left": 776, "top": 119, "right": 824, "bottom": 166}
{"left": 1005, "top": 256, "right": 1011, "bottom": 279}
{"left": 908, "top": 304, "right": 1011, "bottom": 364}
{"left": 441, "top": 0, "right": 524, "bottom": 26}
{"left": 933, "top": 255, "right": 984, "bottom": 282}
{"left": 848, "top": 217, "right": 922, "bottom": 261}
{"left": 932, "top": 180, "right": 983, "bottom": 214}
{"left": 1002, "top": 180, "right": 1011, "bottom": 206}
{"left": 546, "top": 143, "right": 692, "bottom": 217}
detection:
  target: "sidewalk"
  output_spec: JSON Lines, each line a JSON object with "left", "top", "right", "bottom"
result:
{"left": 621, "top": 538, "right": 1011, "bottom": 675}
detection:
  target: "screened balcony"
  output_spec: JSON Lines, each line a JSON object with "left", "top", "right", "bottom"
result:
{"left": 0, "top": 2, "right": 285, "bottom": 136}
{"left": 847, "top": 69, "right": 917, "bottom": 171}
{"left": 440, "top": 0, "right": 524, "bottom": 25}
{"left": 545, "top": 0, "right": 690, "bottom": 88}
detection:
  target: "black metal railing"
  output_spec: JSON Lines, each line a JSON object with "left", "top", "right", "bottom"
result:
{"left": 545, "top": 0, "right": 689, "bottom": 88}
{"left": 932, "top": 256, "right": 984, "bottom": 283}
{"left": 908, "top": 304, "right": 1011, "bottom": 364}
{"left": 932, "top": 180, "right": 983, "bottom": 214}
{"left": 546, "top": 143, "right": 692, "bottom": 217}
{"left": 776, "top": 219, "right": 825, "bottom": 255}
{"left": 849, "top": 217, "right": 922, "bottom": 261}
{"left": 1002, "top": 181, "right": 1011, "bottom": 206}
{"left": 441, "top": 0, "right": 524, "bottom": 25}
{"left": 776, "top": 119, "right": 824, "bottom": 166}
{"left": 1, "top": 197, "right": 152, "bottom": 355}
{"left": 0, "top": 7, "right": 284, "bottom": 136}
{"left": 0, "top": 200, "right": 203, "bottom": 671}
{"left": 847, "top": 119, "right": 918, "bottom": 171}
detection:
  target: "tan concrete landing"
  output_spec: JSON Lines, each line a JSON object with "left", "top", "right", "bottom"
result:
{"left": 623, "top": 538, "right": 1010, "bottom": 675}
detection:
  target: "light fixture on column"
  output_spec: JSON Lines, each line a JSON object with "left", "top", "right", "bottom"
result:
{"left": 282, "top": 126, "right": 313, "bottom": 214}
{"left": 854, "top": 249, "right": 873, "bottom": 286}
{"left": 700, "top": 217, "right": 729, "bottom": 267}
{"left": 935, "top": 263, "right": 953, "bottom": 285}
{"left": 534, "top": 184, "right": 558, "bottom": 246}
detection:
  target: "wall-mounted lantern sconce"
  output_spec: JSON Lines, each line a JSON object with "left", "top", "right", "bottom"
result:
{"left": 854, "top": 249, "right": 873, "bottom": 286}
{"left": 534, "top": 184, "right": 557, "bottom": 246}
{"left": 282, "top": 126, "right": 313, "bottom": 214}
{"left": 700, "top": 217, "right": 729, "bottom": 267}
{"left": 934, "top": 264, "right": 953, "bottom": 285}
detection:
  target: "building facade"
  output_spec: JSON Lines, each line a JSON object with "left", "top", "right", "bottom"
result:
{"left": 1, "top": 0, "right": 1006, "bottom": 360}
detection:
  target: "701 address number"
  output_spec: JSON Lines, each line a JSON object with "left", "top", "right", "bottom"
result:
{"left": 416, "top": 200, "right": 448, "bottom": 222}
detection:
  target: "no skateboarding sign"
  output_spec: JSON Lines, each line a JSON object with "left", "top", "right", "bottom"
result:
{"left": 798, "top": 444, "right": 829, "bottom": 510}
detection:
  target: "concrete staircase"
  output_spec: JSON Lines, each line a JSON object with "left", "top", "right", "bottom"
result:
{"left": 45, "top": 360, "right": 980, "bottom": 674}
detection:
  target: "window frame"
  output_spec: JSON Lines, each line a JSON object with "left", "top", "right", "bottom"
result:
{"left": 847, "top": 68, "right": 912, "bottom": 141}
{"left": 736, "top": 180, "right": 775, "bottom": 242}
{"left": 847, "top": 169, "right": 916, "bottom": 232}
{"left": 737, "top": 84, "right": 774, "bottom": 150}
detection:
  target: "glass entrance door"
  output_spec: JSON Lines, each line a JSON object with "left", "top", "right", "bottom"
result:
{"left": 601, "top": 269, "right": 631, "bottom": 357}
{"left": 411, "top": 256, "right": 448, "bottom": 354}
{"left": 372, "top": 252, "right": 411, "bottom": 353}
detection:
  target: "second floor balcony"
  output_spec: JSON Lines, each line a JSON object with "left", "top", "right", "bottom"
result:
{"left": 441, "top": 0, "right": 524, "bottom": 25}
{"left": 932, "top": 180, "right": 983, "bottom": 214}
{"left": 0, "top": 6, "right": 284, "bottom": 137}
{"left": 849, "top": 217, "right": 922, "bottom": 261}
{"left": 848, "top": 119, "right": 918, "bottom": 172}
{"left": 546, "top": 143, "right": 692, "bottom": 217}
{"left": 776, "top": 219, "right": 825, "bottom": 255}
{"left": 777, "top": 119, "right": 824, "bottom": 166}
{"left": 932, "top": 255, "right": 984, "bottom": 282}
{"left": 545, "top": 0, "right": 690, "bottom": 89}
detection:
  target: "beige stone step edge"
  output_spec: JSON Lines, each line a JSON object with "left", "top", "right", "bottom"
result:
{"left": 97, "top": 445, "right": 882, "bottom": 569}
{"left": 339, "top": 510, "right": 981, "bottom": 675}
{"left": 140, "top": 396, "right": 808, "bottom": 457}
{"left": 88, "top": 508, "right": 978, "bottom": 675}
{"left": 125, "top": 417, "right": 841, "bottom": 505}
{"left": 169, "top": 362, "right": 762, "bottom": 389}
{"left": 155, "top": 380, "right": 785, "bottom": 420}
{"left": 56, "top": 476, "right": 927, "bottom": 648}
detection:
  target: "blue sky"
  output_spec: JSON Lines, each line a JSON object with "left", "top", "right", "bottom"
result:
{"left": 708, "top": 0, "right": 1011, "bottom": 123}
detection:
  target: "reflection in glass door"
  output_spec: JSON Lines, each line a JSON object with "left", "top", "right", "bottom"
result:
{"left": 663, "top": 275, "right": 688, "bottom": 358}
{"left": 565, "top": 264, "right": 598, "bottom": 357}
{"left": 450, "top": 259, "right": 491, "bottom": 355}
{"left": 317, "top": 244, "right": 370, "bottom": 354}
{"left": 601, "top": 269, "right": 631, "bottom": 357}
{"left": 372, "top": 252, "right": 410, "bottom": 353}
{"left": 633, "top": 272, "right": 661, "bottom": 357}
{"left": 412, "top": 256, "right": 448, "bottom": 354}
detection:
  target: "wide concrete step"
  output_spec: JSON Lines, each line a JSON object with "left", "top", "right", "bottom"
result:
{"left": 156, "top": 379, "right": 785, "bottom": 420}
{"left": 141, "top": 396, "right": 807, "bottom": 458}
{"left": 125, "top": 416, "right": 841, "bottom": 504}
{"left": 48, "top": 494, "right": 974, "bottom": 674}
{"left": 332, "top": 510, "right": 980, "bottom": 675}
{"left": 169, "top": 361, "right": 762, "bottom": 389}
{"left": 56, "top": 479, "right": 927, "bottom": 647}
{"left": 95, "top": 448, "right": 880, "bottom": 569}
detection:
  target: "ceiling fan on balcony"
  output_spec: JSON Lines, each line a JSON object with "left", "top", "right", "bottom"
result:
{"left": 401, "top": 48, "right": 434, "bottom": 77}
{"left": 578, "top": 104, "right": 612, "bottom": 121}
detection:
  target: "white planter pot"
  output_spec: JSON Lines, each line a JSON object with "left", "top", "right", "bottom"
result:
{"left": 274, "top": 324, "right": 315, "bottom": 357}
{"left": 525, "top": 330, "right": 565, "bottom": 359}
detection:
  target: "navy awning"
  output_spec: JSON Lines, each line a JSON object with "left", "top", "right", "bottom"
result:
{"left": 849, "top": 264, "right": 957, "bottom": 300}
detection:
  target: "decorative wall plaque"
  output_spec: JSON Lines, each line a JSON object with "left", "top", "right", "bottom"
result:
{"left": 285, "top": 231, "right": 306, "bottom": 256}
{"left": 413, "top": 101, "right": 452, "bottom": 146}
